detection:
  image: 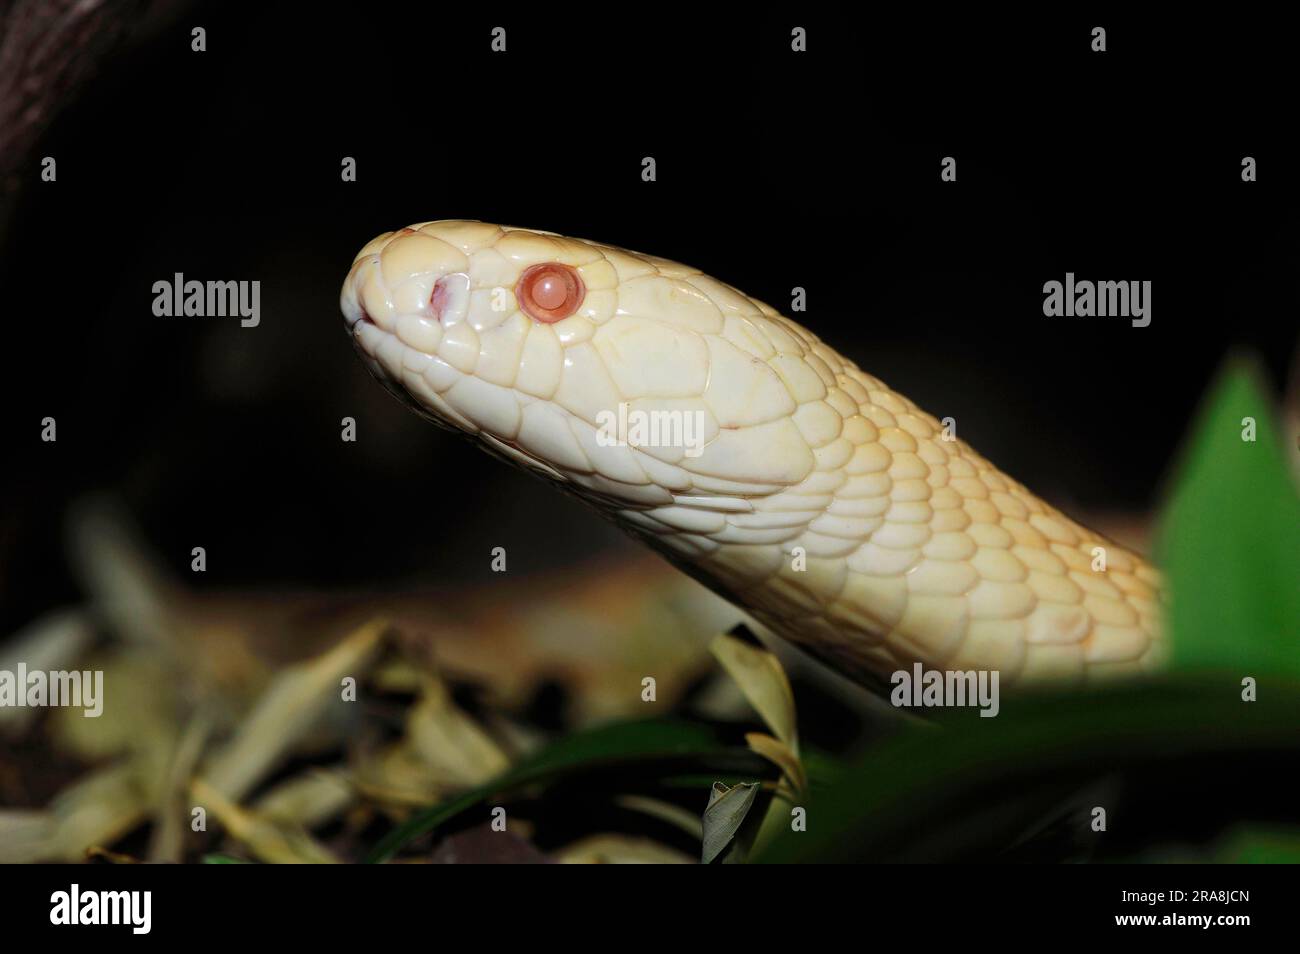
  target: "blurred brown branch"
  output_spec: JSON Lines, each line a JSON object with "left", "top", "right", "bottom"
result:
{"left": 0, "top": 0, "right": 151, "bottom": 185}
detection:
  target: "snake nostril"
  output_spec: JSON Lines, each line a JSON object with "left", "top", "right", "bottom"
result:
{"left": 430, "top": 278, "right": 450, "bottom": 323}
{"left": 357, "top": 307, "right": 376, "bottom": 328}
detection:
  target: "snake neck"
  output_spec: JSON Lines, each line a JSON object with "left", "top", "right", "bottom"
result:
{"left": 593, "top": 357, "right": 1165, "bottom": 690}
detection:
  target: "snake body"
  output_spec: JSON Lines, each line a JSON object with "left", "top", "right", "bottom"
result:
{"left": 341, "top": 221, "right": 1165, "bottom": 690}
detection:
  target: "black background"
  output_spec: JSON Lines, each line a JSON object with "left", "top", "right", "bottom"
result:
{"left": 0, "top": 6, "right": 1295, "bottom": 637}
{"left": 3, "top": 859, "right": 1285, "bottom": 936}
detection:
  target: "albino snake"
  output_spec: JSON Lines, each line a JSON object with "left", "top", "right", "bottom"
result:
{"left": 341, "top": 221, "right": 1165, "bottom": 690}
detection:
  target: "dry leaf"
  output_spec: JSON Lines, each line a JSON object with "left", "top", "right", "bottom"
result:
{"left": 253, "top": 768, "right": 353, "bottom": 829}
{"left": 191, "top": 779, "right": 338, "bottom": 864}
{"left": 200, "top": 618, "right": 387, "bottom": 801}
{"left": 709, "top": 631, "right": 798, "bottom": 750}
{"left": 0, "top": 811, "right": 52, "bottom": 863}
{"left": 0, "top": 609, "right": 95, "bottom": 733}
{"left": 51, "top": 650, "right": 177, "bottom": 769}
{"left": 43, "top": 762, "right": 151, "bottom": 862}
{"left": 148, "top": 710, "right": 214, "bottom": 863}
{"left": 405, "top": 674, "right": 510, "bottom": 788}
{"left": 65, "top": 496, "right": 178, "bottom": 649}
{"left": 744, "top": 732, "right": 807, "bottom": 799}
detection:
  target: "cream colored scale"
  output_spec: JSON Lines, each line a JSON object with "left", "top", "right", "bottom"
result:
{"left": 341, "top": 220, "right": 1165, "bottom": 690}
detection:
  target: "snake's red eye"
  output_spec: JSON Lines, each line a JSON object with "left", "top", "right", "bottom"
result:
{"left": 516, "top": 263, "right": 585, "bottom": 323}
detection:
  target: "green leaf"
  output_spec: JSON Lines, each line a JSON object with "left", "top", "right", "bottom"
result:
{"left": 701, "top": 781, "right": 762, "bottom": 864}
{"left": 364, "top": 718, "right": 769, "bottom": 863}
{"left": 1157, "top": 356, "right": 1300, "bottom": 678}
{"left": 754, "top": 676, "right": 1300, "bottom": 863}
{"left": 754, "top": 361, "right": 1300, "bottom": 864}
{"left": 1214, "top": 826, "right": 1300, "bottom": 863}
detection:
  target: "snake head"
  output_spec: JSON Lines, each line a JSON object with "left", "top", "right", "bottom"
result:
{"left": 341, "top": 220, "right": 817, "bottom": 509}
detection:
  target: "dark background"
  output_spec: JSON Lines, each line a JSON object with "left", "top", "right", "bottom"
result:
{"left": 0, "top": 6, "right": 1296, "bottom": 637}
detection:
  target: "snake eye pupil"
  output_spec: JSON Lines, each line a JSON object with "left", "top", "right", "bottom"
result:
{"left": 533, "top": 274, "right": 568, "bottom": 310}
{"left": 517, "top": 263, "right": 584, "bottom": 323}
